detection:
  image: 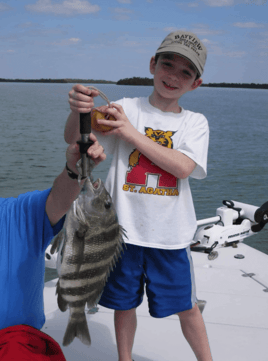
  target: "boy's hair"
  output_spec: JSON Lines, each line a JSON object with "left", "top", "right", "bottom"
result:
{"left": 154, "top": 53, "right": 200, "bottom": 80}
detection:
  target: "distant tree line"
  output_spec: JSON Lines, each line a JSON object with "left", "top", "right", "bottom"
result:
{"left": 201, "top": 82, "right": 268, "bottom": 89}
{"left": 0, "top": 77, "right": 267, "bottom": 89}
{"left": 117, "top": 77, "right": 154, "bottom": 86}
{"left": 116, "top": 77, "right": 268, "bottom": 89}
{"left": 0, "top": 78, "right": 116, "bottom": 84}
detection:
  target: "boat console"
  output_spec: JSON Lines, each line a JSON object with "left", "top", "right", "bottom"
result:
{"left": 191, "top": 200, "right": 268, "bottom": 258}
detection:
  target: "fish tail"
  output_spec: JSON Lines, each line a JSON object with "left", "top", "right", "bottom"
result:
{"left": 63, "top": 312, "right": 91, "bottom": 347}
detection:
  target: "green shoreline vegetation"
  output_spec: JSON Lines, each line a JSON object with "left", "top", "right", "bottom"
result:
{"left": 0, "top": 77, "right": 267, "bottom": 89}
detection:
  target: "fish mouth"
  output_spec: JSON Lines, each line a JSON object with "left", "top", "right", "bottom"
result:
{"left": 93, "top": 178, "right": 101, "bottom": 191}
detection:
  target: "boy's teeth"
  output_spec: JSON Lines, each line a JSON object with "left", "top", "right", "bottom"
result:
{"left": 165, "top": 82, "right": 175, "bottom": 88}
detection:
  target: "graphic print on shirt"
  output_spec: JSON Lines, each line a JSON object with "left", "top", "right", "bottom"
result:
{"left": 123, "top": 127, "right": 179, "bottom": 196}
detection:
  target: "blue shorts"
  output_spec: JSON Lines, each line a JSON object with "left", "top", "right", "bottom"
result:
{"left": 99, "top": 244, "right": 197, "bottom": 318}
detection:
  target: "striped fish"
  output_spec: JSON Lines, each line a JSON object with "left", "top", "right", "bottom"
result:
{"left": 50, "top": 161, "right": 126, "bottom": 346}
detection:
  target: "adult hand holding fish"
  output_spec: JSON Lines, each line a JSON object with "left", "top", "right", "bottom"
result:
{"left": 46, "top": 133, "right": 106, "bottom": 226}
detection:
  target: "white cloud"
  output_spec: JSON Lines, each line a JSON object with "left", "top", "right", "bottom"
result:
{"left": 122, "top": 41, "right": 139, "bottom": 47}
{"left": 25, "top": 0, "right": 100, "bottom": 16}
{"left": 225, "top": 51, "right": 246, "bottom": 57}
{"left": 202, "top": 0, "right": 234, "bottom": 6}
{"left": 0, "top": 2, "right": 12, "bottom": 11}
{"left": 113, "top": 7, "right": 132, "bottom": 13}
{"left": 2, "top": 49, "right": 15, "bottom": 53}
{"left": 233, "top": 22, "right": 265, "bottom": 28}
{"left": 111, "top": 7, "right": 133, "bottom": 20}
{"left": 69, "top": 37, "right": 81, "bottom": 43}
{"left": 192, "top": 24, "right": 224, "bottom": 36}
{"left": 202, "top": 38, "right": 214, "bottom": 45}
{"left": 17, "top": 22, "right": 37, "bottom": 29}
{"left": 52, "top": 37, "right": 81, "bottom": 45}
{"left": 163, "top": 27, "right": 179, "bottom": 33}
{"left": 244, "top": 0, "right": 267, "bottom": 4}
{"left": 117, "top": 0, "right": 131, "bottom": 3}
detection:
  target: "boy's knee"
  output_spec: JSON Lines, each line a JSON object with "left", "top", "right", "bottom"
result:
{"left": 177, "top": 303, "right": 199, "bottom": 319}
{"left": 115, "top": 308, "right": 137, "bottom": 315}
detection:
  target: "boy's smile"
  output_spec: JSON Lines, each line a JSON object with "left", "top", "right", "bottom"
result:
{"left": 163, "top": 81, "right": 178, "bottom": 90}
{"left": 149, "top": 53, "right": 202, "bottom": 113}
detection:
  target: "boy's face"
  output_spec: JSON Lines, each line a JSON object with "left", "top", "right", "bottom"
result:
{"left": 150, "top": 54, "right": 202, "bottom": 101}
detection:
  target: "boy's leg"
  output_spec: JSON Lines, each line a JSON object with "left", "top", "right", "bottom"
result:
{"left": 98, "top": 244, "right": 144, "bottom": 361}
{"left": 114, "top": 308, "right": 137, "bottom": 361}
{"left": 178, "top": 303, "right": 213, "bottom": 361}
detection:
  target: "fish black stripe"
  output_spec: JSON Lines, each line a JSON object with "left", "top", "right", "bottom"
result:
{"left": 66, "top": 227, "right": 120, "bottom": 266}
{"left": 61, "top": 280, "right": 105, "bottom": 296}
{"left": 70, "top": 312, "right": 85, "bottom": 319}
{"left": 65, "top": 291, "right": 101, "bottom": 309}
{"left": 61, "top": 262, "right": 111, "bottom": 281}
{"left": 67, "top": 300, "right": 87, "bottom": 308}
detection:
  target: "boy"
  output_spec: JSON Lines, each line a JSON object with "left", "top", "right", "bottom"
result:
{"left": 65, "top": 31, "right": 212, "bottom": 361}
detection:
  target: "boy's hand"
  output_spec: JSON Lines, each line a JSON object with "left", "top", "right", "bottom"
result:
{"left": 66, "top": 133, "right": 106, "bottom": 172}
{"left": 68, "top": 84, "right": 99, "bottom": 114}
{"left": 97, "top": 103, "right": 138, "bottom": 144}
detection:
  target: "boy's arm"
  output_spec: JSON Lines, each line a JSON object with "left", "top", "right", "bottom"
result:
{"left": 65, "top": 84, "right": 99, "bottom": 144}
{"left": 64, "top": 86, "right": 196, "bottom": 179}
{"left": 65, "top": 111, "right": 80, "bottom": 143}
{"left": 127, "top": 129, "right": 196, "bottom": 179}
{"left": 98, "top": 104, "right": 196, "bottom": 179}
{"left": 46, "top": 133, "right": 106, "bottom": 226}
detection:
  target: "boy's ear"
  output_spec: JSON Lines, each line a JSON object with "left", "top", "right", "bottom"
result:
{"left": 191, "top": 77, "right": 203, "bottom": 91}
{"left": 150, "top": 56, "right": 156, "bottom": 75}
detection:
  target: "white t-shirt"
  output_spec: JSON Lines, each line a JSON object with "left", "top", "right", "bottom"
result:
{"left": 94, "top": 97, "right": 209, "bottom": 250}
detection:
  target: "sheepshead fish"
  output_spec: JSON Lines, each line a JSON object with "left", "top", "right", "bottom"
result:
{"left": 50, "top": 159, "right": 126, "bottom": 346}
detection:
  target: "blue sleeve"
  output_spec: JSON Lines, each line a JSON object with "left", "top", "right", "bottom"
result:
{"left": 15, "top": 188, "right": 65, "bottom": 254}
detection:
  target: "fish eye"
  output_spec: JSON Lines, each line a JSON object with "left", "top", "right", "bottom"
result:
{"left": 105, "top": 201, "right": 112, "bottom": 209}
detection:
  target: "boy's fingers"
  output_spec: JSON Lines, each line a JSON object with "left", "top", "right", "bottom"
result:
{"left": 110, "top": 103, "right": 123, "bottom": 112}
{"left": 69, "top": 90, "right": 92, "bottom": 103}
{"left": 69, "top": 99, "right": 93, "bottom": 110}
{"left": 72, "top": 84, "right": 98, "bottom": 96}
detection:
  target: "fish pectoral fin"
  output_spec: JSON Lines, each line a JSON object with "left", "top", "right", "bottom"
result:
{"left": 72, "top": 229, "right": 86, "bottom": 271}
{"left": 63, "top": 313, "right": 91, "bottom": 347}
{"left": 50, "top": 229, "right": 65, "bottom": 254}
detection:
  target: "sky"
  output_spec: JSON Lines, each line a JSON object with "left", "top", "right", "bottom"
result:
{"left": 0, "top": 0, "right": 267, "bottom": 83}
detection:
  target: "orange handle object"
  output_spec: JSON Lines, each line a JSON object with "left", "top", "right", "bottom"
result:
{"left": 91, "top": 108, "right": 116, "bottom": 132}
{"left": 86, "top": 86, "right": 115, "bottom": 133}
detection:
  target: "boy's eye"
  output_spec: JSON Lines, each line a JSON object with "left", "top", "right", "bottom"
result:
{"left": 162, "top": 61, "right": 172, "bottom": 67}
{"left": 183, "top": 70, "right": 192, "bottom": 77}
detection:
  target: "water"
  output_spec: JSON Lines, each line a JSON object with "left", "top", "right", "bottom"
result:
{"left": 0, "top": 83, "right": 267, "bottom": 283}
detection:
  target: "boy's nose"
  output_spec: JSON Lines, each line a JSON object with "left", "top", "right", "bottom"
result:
{"left": 167, "top": 72, "right": 179, "bottom": 82}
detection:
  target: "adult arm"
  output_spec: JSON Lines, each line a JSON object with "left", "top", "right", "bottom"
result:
{"left": 45, "top": 133, "right": 105, "bottom": 226}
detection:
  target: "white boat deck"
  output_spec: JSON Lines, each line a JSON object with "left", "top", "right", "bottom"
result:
{"left": 43, "top": 242, "right": 268, "bottom": 361}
